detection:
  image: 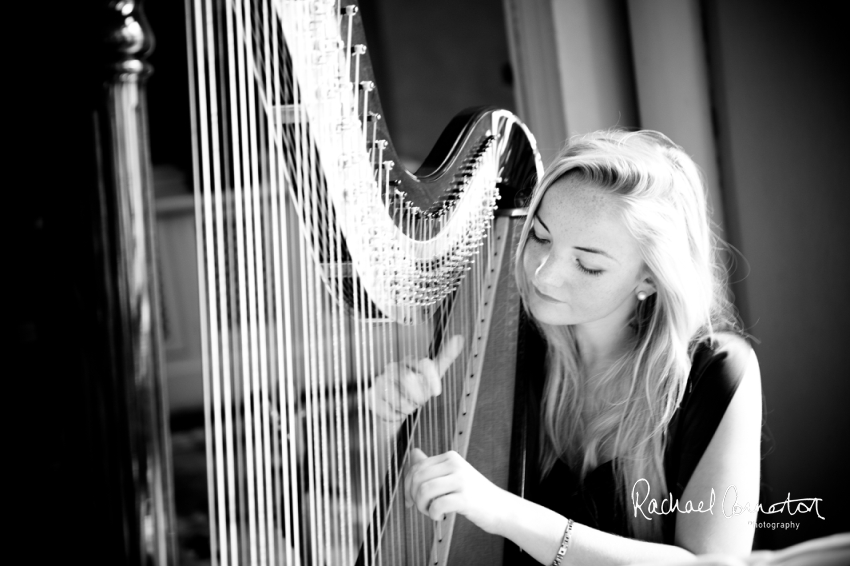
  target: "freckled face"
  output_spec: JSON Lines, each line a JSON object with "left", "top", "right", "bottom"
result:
{"left": 522, "top": 176, "right": 647, "bottom": 328}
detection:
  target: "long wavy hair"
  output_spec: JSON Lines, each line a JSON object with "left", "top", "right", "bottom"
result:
{"left": 514, "top": 130, "right": 741, "bottom": 541}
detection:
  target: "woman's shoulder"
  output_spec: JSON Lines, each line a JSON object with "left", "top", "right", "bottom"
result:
{"left": 690, "top": 332, "right": 754, "bottom": 390}
{"left": 710, "top": 331, "right": 752, "bottom": 355}
{"left": 678, "top": 332, "right": 756, "bottom": 431}
{"left": 665, "top": 333, "right": 758, "bottom": 498}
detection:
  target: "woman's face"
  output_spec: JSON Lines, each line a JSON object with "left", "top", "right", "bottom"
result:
{"left": 522, "top": 175, "right": 651, "bottom": 329}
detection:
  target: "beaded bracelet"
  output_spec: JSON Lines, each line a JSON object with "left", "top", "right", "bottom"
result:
{"left": 551, "top": 518, "right": 574, "bottom": 566}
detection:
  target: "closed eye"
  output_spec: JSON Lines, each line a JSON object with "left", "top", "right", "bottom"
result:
{"left": 575, "top": 258, "right": 603, "bottom": 276}
{"left": 528, "top": 229, "right": 549, "bottom": 245}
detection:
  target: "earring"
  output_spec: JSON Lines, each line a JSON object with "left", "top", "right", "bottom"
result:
{"left": 637, "top": 291, "right": 648, "bottom": 301}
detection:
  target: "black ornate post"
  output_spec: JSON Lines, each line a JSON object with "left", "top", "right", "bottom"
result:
{"left": 95, "top": 1, "right": 175, "bottom": 563}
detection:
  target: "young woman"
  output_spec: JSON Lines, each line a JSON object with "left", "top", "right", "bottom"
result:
{"left": 371, "top": 130, "right": 762, "bottom": 565}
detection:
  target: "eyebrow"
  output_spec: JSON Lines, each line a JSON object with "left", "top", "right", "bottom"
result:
{"left": 575, "top": 246, "right": 617, "bottom": 262}
{"left": 533, "top": 214, "right": 618, "bottom": 262}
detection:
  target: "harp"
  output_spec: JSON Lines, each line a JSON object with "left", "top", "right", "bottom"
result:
{"left": 98, "top": 0, "right": 541, "bottom": 564}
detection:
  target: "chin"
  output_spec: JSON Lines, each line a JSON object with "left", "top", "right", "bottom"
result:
{"left": 526, "top": 297, "right": 575, "bottom": 327}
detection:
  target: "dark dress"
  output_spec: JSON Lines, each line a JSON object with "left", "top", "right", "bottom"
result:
{"left": 521, "top": 333, "right": 751, "bottom": 546}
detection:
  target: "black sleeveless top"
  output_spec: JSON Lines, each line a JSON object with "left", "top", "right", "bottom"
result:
{"left": 521, "top": 334, "right": 751, "bottom": 545}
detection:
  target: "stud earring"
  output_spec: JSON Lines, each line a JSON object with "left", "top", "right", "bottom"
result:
{"left": 637, "top": 291, "right": 648, "bottom": 301}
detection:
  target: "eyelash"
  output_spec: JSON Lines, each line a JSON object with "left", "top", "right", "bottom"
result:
{"left": 575, "top": 259, "right": 603, "bottom": 276}
{"left": 528, "top": 230, "right": 548, "bottom": 244}
{"left": 528, "top": 230, "right": 604, "bottom": 276}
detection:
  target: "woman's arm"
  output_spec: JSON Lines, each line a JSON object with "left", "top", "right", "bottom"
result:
{"left": 406, "top": 344, "right": 763, "bottom": 565}
{"left": 672, "top": 345, "right": 762, "bottom": 555}
{"left": 492, "top": 493, "right": 696, "bottom": 565}
{"left": 406, "top": 452, "right": 695, "bottom": 565}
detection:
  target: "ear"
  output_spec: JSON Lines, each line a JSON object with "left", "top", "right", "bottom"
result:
{"left": 637, "top": 274, "right": 657, "bottom": 298}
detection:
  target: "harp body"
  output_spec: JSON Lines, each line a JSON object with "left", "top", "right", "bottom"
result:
{"left": 96, "top": 0, "right": 541, "bottom": 563}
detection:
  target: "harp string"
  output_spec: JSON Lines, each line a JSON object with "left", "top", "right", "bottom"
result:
{"left": 228, "top": 0, "right": 257, "bottom": 560}
{"left": 405, "top": 204, "right": 419, "bottom": 566}
{"left": 266, "top": 0, "right": 298, "bottom": 560}
{"left": 300, "top": 7, "right": 320, "bottom": 558}
{"left": 334, "top": 13, "right": 377, "bottom": 564}
{"left": 332, "top": 13, "right": 355, "bottom": 566}
{"left": 259, "top": 3, "right": 277, "bottom": 559}
{"left": 247, "top": 0, "right": 273, "bottom": 560}
{"left": 202, "top": 0, "right": 237, "bottom": 563}
{"left": 189, "top": 1, "right": 222, "bottom": 564}
{"left": 266, "top": 1, "right": 287, "bottom": 562}
{"left": 186, "top": 5, "right": 217, "bottom": 565}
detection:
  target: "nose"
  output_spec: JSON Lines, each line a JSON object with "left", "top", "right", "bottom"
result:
{"left": 533, "top": 251, "right": 567, "bottom": 290}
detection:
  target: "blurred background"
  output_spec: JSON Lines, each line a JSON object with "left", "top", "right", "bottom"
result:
{"left": 12, "top": 0, "right": 849, "bottom": 562}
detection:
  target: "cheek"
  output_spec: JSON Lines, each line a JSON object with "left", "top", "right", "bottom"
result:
{"left": 571, "top": 280, "right": 621, "bottom": 315}
{"left": 573, "top": 274, "right": 641, "bottom": 322}
{"left": 522, "top": 244, "right": 542, "bottom": 281}
{"left": 562, "top": 278, "right": 611, "bottom": 316}
{"left": 548, "top": 277, "right": 634, "bottom": 325}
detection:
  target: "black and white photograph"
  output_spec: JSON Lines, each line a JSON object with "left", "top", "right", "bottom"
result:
{"left": 11, "top": 1, "right": 849, "bottom": 565}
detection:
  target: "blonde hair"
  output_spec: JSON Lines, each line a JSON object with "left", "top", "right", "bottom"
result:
{"left": 514, "top": 130, "right": 740, "bottom": 541}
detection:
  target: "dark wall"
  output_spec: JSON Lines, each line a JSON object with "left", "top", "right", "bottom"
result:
{"left": 359, "top": 0, "right": 515, "bottom": 170}
{"left": 705, "top": 0, "right": 850, "bottom": 547}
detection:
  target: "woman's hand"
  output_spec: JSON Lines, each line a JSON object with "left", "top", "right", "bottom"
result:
{"left": 366, "top": 335, "right": 464, "bottom": 423}
{"left": 404, "top": 448, "right": 508, "bottom": 535}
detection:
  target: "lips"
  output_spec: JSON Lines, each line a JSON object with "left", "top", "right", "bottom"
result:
{"left": 532, "top": 285, "right": 565, "bottom": 304}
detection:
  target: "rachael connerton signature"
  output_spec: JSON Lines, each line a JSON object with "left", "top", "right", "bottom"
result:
{"left": 630, "top": 479, "right": 825, "bottom": 520}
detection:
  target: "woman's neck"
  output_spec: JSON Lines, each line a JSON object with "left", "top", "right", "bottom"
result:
{"left": 574, "top": 316, "right": 633, "bottom": 372}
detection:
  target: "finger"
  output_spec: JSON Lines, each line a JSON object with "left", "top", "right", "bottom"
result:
{"left": 367, "top": 378, "right": 410, "bottom": 420}
{"left": 389, "top": 380, "right": 421, "bottom": 415}
{"left": 434, "top": 335, "right": 465, "bottom": 378}
{"left": 428, "top": 493, "right": 462, "bottom": 522}
{"left": 405, "top": 452, "right": 457, "bottom": 508}
{"left": 415, "top": 476, "right": 459, "bottom": 517}
{"left": 397, "top": 366, "right": 432, "bottom": 406}
{"left": 404, "top": 448, "right": 428, "bottom": 507}
{"left": 364, "top": 383, "right": 388, "bottom": 419}
{"left": 375, "top": 390, "right": 408, "bottom": 422}
{"left": 412, "top": 459, "right": 458, "bottom": 506}
{"left": 411, "top": 356, "right": 441, "bottom": 397}
{"left": 411, "top": 336, "right": 465, "bottom": 399}
{"left": 410, "top": 447, "right": 427, "bottom": 465}
{"left": 404, "top": 448, "right": 442, "bottom": 507}
{"left": 367, "top": 363, "right": 403, "bottom": 418}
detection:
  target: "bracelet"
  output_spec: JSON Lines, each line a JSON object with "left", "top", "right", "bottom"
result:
{"left": 551, "top": 518, "right": 574, "bottom": 566}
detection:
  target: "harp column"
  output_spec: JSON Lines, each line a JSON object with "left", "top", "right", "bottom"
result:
{"left": 96, "top": 0, "right": 175, "bottom": 563}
